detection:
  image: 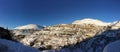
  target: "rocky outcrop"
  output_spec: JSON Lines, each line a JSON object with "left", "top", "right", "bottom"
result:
{"left": 15, "top": 24, "right": 108, "bottom": 50}
{"left": 11, "top": 29, "right": 41, "bottom": 41}
{"left": 51, "top": 28, "right": 120, "bottom": 52}
{"left": 12, "top": 23, "right": 120, "bottom": 52}
{"left": 34, "top": 30, "right": 119, "bottom": 52}
{"left": 10, "top": 19, "right": 120, "bottom": 52}
{"left": 0, "top": 27, "right": 40, "bottom": 52}
{"left": 0, "top": 27, "right": 12, "bottom": 40}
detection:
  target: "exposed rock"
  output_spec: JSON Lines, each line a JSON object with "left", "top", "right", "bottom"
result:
{"left": 0, "top": 27, "right": 40, "bottom": 52}
{"left": 19, "top": 24, "right": 120, "bottom": 52}
{"left": 17, "top": 24, "right": 108, "bottom": 50}
{"left": 54, "top": 28, "right": 120, "bottom": 52}
{"left": 10, "top": 19, "right": 120, "bottom": 52}
{"left": 0, "top": 27, "right": 12, "bottom": 40}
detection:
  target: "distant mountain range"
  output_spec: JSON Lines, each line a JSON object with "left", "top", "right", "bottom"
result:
{"left": 14, "top": 24, "right": 44, "bottom": 30}
{"left": 14, "top": 18, "right": 120, "bottom": 30}
{"left": 72, "top": 18, "right": 111, "bottom": 26}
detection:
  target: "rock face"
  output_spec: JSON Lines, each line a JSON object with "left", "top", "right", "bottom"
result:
{"left": 12, "top": 24, "right": 44, "bottom": 41}
{"left": 10, "top": 19, "right": 120, "bottom": 52}
{"left": 55, "top": 29, "right": 120, "bottom": 52}
{"left": 0, "top": 27, "right": 12, "bottom": 40}
{"left": 14, "top": 24, "right": 108, "bottom": 50}
{"left": 38, "top": 27, "right": 120, "bottom": 52}
{"left": 0, "top": 27, "right": 40, "bottom": 52}
{"left": 12, "top": 29, "right": 41, "bottom": 35}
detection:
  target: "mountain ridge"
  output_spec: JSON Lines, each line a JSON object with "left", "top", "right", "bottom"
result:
{"left": 10, "top": 18, "right": 120, "bottom": 52}
{"left": 72, "top": 18, "right": 111, "bottom": 26}
{"left": 14, "top": 24, "right": 44, "bottom": 30}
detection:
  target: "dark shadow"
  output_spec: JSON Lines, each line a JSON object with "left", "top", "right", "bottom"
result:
{"left": 0, "top": 27, "right": 13, "bottom": 40}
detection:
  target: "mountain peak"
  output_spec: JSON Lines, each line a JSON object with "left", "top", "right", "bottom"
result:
{"left": 14, "top": 24, "right": 44, "bottom": 30}
{"left": 72, "top": 18, "right": 111, "bottom": 26}
{"left": 111, "top": 21, "right": 120, "bottom": 29}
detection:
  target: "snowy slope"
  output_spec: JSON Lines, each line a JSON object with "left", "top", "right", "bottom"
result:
{"left": 72, "top": 18, "right": 111, "bottom": 26}
{"left": 103, "top": 40, "right": 120, "bottom": 52}
{"left": 0, "top": 39, "right": 40, "bottom": 52}
{"left": 11, "top": 18, "right": 120, "bottom": 52}
{"left": 15, "top": 24, "right": 44, "bottom": 30}
{"left": 111, "top": 21, "right": 120, "bottom": 29}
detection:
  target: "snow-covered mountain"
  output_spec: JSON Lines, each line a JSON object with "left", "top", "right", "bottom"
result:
{"left": 72, "top": 18, "right": 111, "bottom": 26}
{"left": 12, "top": 24, "right": 44, "bottom": 36}
{"left": 7, "top": 18, "right": 120, "bottom": 52}
{"left": 14, "top": 24, "right": 44, "bottom": 30}
{"left": 19, "top": 24, "right": 107, "bottom": 50}
{"left": 13, "top": 23, "right": 120, "bottom": 52}
{"left": 111, "top": 21, "right": 120, "bottom": 29}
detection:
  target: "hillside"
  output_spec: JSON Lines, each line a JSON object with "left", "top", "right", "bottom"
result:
{"left": 8, "top": 18, "right": 120, "bottom": 52}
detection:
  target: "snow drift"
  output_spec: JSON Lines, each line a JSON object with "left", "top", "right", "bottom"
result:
{"left": 0, "top": 39, "right": 40, "bottom": 52}
{"left": 103, "top": 40, "right": 120, "bottom": 52}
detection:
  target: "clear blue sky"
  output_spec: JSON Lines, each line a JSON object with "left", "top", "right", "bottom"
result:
{"left": 0, "top": 0, "right": 120, "bottom": 29}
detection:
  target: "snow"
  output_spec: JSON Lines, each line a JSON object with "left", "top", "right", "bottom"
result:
{"left": 0, "top": 39, "right": 40, "bottom": 52}
{"left": 72, "top": 18, "right": 111, "bottom": 26}
{"left": 103, "top": 40, "right": 120, "bottom": 52}
{"left": 111, "top": 21, "right": 120, "bottom": 29}
{"left": 15, "top": 24, "right": 44, "bottom": 30}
